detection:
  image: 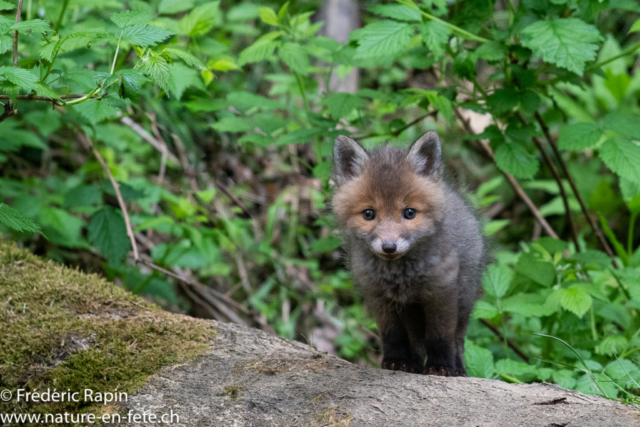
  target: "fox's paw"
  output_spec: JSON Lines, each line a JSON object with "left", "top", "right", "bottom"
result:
{"left": 381, "top": 360, "right": 412, "bottom": 373}
{"left": 423, "top": 365, "right": 455, "bottom": 377}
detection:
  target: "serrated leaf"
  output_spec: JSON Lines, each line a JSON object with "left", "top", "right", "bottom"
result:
{"left": 601, "top": 112, "right": 640, "bottom": 140}
{"left": 502, "top": 293, "right": 557, "bottom": 316}
{"left": 516, "top": 253, "right": 556, "bottom": 287}
{"left": 482, "top": 264, "right": 512, "bottom": 298}
{"left": 354, "top": 20, "right": 413, "bottom": 59}
{"left": 369, "top": 4, "right": 421, "bottom": 22}
{"left": 167, "top": 63, "right": 204, "bottom": 99}
{"left": 259, "top": 7, "right": 279, "bottom": 26}
{"left": 142, "top": 54, "right": 171, "bottom": 90}
{"left": 418, "top": 21, "right": 450, "bottom": 60}
{"left": 559, "top": 288, "right": 592, "bottom": 318}
{"left": 73, "top": 100, "right": 119, "bottom": 125}
{"left": 238, "top": 39, "right": 279, "bottom": 65}
{"left": 121, "top": 24, "right": 173, "bottom": 47}
{"left": 34, "top": 83, "right": 60, "bottom": 100}
{"left": 599, "top": 137, "right": 640, "bottom": 183}
{"left": 321, "top": 92, "right": 363, "bottom": 118}
{"left": 495, "top": 359, "right": 538, "bottom": 377}
{"left": 558, "top": 123, "right": 603, "bottom": 151}
{"left": 11, "top": 19, "right": 50, "bottom": 35}
{"left": 494, "top": 143, "right": 539, "bottom": 179}
{"left": 111, "top": 10, "right": 152, "bottom": 28}
{"left": 0, "top": 203, "right": 43, "bottom": 234}
{"left": 486, "top": 88, "right": 519, "bottom": 114}
{"left": 0, "top": 66, "right": 38, "bottom": 91}
{"left": 279, "top": 42, "right": 309, "bottom": 74}
{"left": 464, "top": 340, "right": 494, "bottom": 379}
{"left": 209, "top": 57, "right": 239, "bottom": 71}
{"left": 163, "top": 48, "right": 206, "bottom": 70}
{"left": 179, "top": 1, "right": 220, "bottom": 36}
{"left": 88, "top": 207, "right": 131, "bottom": 262}
{"left": 476, "top": 41, "right": 505, "bottom": 61}
{"left": 0, "top": 34, "right": 10, "bottom": 54}
{"left": 114, "top": 69, "right": 148, "bottom": 99}
{"left": 595, "top": 335, "right": 628, "bottom": 356}
{"left": 520, "top": 18, "right": 601, "bottom": 75}
{"left": 471, "top": 300, "right": 499, "bottom": 319}
{"left": 64, "top": 185, "right": 103, "bottom": 207}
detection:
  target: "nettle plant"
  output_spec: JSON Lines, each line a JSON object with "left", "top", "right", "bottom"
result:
{"left": 1, "top": 0, "right": 640, "bottom": 400}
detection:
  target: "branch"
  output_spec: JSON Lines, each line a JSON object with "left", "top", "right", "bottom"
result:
{"left": 534, "top": 112, "right": 615, "bottom": 259}
{"left": 515, "top": 113, "right": 580, "bottom": 250}
{"left": 479, "top": 319, "right": 530, "bottom": 363}
{"left": 455, "top": 108, "right": 559, "bottom": 239}
{"left": 119, "top": 116, "right": 181, "bottom": 165}
{"left": 12, "top": 0, "right": 23, "bottom": 68}
{"left": 77, "top": 132, "right": 140, "bottom": 262}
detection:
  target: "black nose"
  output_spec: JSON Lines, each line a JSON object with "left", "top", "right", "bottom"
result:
{"left": 382, "top": 243, "right": 397, "bottom": 254}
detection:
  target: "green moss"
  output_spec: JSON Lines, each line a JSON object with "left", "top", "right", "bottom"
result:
{"left": 0, "top": 240, "right": 215, "bottom": 418}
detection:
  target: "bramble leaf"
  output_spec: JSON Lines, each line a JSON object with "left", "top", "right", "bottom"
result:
{"left": 88, "top": 207, "right": 131, "bottom": 263}
{"left": 558, "top": 123, "right": 603, "bottom": 151}
{"left": 354, "top": 20, "right": 413, "bottom": 59}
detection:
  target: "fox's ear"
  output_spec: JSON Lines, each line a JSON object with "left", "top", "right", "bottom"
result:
{"left": 407, "top": 131, "right": 442, "bottom": 178}
{"left": 333, "top": 135, "right": 368, "bottom": 185}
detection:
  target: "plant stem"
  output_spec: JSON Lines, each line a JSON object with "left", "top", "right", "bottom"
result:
{"left": 55, "top": 0, "right": 70, "bottom": 32}
{"left": 12, "top": 0, "right": 23, "bottom": 68}
{"left": 111, "top": 30, "right": 123, "bottom": 75}
{"left": 589, "top": 305, "right": 598, "bottom": 341}
{"left": 587, "top": 41, "right": 640, "bottom": 72}
{"left": 534, "top": 112, "right": 615, "bottom": 258}
{"left": 420, "top": 10, "right": 489, "bottom": 43}
{"left": 517, "top": 113, "right": 580, "bottom": 250}
{"left": 65, "top": 86, "right": 101, "bottom": 106}
{"left": 293, "top": 71, "right": 310, "bottom": 111}
{"left": 629, "top": 212, "right": 638, "bottom": 257}
{"left": 479, "top": 318, "right": 530, "bottom": 362}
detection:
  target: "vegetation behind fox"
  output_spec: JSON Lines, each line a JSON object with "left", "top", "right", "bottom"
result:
{"left": 332, "top": 132, "right": 484, "bottom": 377}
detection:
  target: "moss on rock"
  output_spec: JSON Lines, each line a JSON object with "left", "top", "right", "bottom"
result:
{"left": 0, "top": 240, "right": 215, "bottom": 419}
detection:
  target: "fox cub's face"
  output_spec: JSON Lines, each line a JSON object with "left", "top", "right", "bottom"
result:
{"left": 332, "top": 132, "right": 445, "bottom": 261}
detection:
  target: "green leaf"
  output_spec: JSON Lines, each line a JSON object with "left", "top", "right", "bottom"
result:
{"left": 369, "top": 5, "right": 421, "bottom": 22}
{"left": 0, "top": 203, "right": 43, "bottom": 235}
{"left": 601, "top": 112, "right": 640, "bottom": 140}
{"left": 10, "top": 19, "right": 50, "bottom": 35}
{"left": 163, "top": 48, "right": 207, "bottom": 70}
{"left": 276, "top": 128, "right": 325, "bottom": 146}
{"left": 159, "top": 0, "right": 195, "bottom": 15}
{"left": 418, "top": 21, "right": 450, "bottom": 60}
{"left": 475, "top": 41, "right": 505, "bottom": 61}
{"left": 483, "top": 219, "right": 509, "bottom": 236}
{"left": 502, "top": 293, "right": 557, "bottom": 317}
{"left": 520, "top": 18, "right": 602, "bottom": 75}
{"left": 471, "top": 300, "right": 500, "bottom": 319}
{"left": 558, "top": 123, "right": 603, "bottom": 151}
{"left": 599, "top": 137, "right": 640, "bottom": 183}
{"left": 259, "top": 7, "right": 279, "bottom": 26}
{"left": 620, "top": 177, "right": 640, "bottom": 214}
{"left": 559, "top": 288, "right": 592, "bottom": 318}
{"left": 629, "top": 18, "right": 640, "bottom": 34}
{"left": 114, "top": 69, "right": 148, "bottom": 98}
{"left": 279, "top": 42, "right": 309, "bottom": 75}
{"left": 39, "top": 208, "right": 83, "bottom": 247}
{"left": 495, "top": 359, "right": 538, "bottom": 377}
{"left": 111, "top": 10, "right": 152, "bottom": 28}
{"left": 0, "top": 34, "right": 11, "bottom": 54}
{"left": 309, "top": 237, "right": 342, "bottom": 253}
{"left": 167, "top": 63, "right": 204, "bottom": 99}
{"left": 179, "top": 1, "right": 220, "bottom": 36}
{"left": 516, "top": 252, "right": 556, "bottom": 287}
{"left": 142, "top": 54, "right": 171, "bottom": 90}
{"left": 227, "top": 92, "right": 283, "bottom": 111}
{"left": 482, "top": 264, "right": 512, "bottom": 298}
{"left": 595, "top": 335, "right": 628, "bottom": 356}
{"left": 238, "top": 39, "right": 279, "bottom": 65}
{"left": 212, "top": 116, "right": 253, "bottom": 133}
{"left": 321, "top": 92, "right": 363, "bottom": 118}
{"left": 464, "top": 340, "right": 494, "bottom": 379}
{"left": 121, "top": 25, "right": 174, "bottom": 47}
{"left": 73, "top": 100, "right": 119, "bottom": 125}
{"left": 88, "top": 207, "right": 131, "bottom": 263}
{"left": 486, "top": 88, "right": 519, "bottom": 114}
{"left": 0, "top": 1, "right": 15, "bottom": 10}
{"left": 0, "top": 66, "right": 38, "bottom": 91}
{"left": 494, "top": 143, "right": 539, "bottom": 179}
{"left": 354, "top": 20, "right": 413, "bottom": 59}
{"left": 64, "top": 185, "right": 103, "bottom": 208}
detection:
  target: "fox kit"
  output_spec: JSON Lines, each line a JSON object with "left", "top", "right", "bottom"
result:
{"left": 332, "top": 131, "right": 484, "bottom": 377}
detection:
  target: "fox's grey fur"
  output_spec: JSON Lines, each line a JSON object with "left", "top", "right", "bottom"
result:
{"left": 332, "top": 132, "right": 484, "bottom": 376}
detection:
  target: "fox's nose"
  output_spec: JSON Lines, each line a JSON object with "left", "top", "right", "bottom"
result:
{"left": 382, "top": 242, "right": 397, "bottom": 254}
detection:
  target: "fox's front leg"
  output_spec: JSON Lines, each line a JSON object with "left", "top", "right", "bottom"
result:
{"left": 371, "top": 300, "right": 412, "bottom": 372}
{"left": 420, "top": 290, "right": 459, "bottom": 377}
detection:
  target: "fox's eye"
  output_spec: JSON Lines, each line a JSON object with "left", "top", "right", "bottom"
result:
{"left": 362, "top": 209, "right": 376, "bottom": 221}
{"left": 403, "top": 208, "right": 417, "bottom": 220}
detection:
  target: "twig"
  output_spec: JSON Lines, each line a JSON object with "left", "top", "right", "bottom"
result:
{"left": 391, "top": 110, "right": 439, "bottom": 137}
{"left": 0, "top": 94, "right": 93, "bottom": 100}
{"left": 455, "top": 108, "right": 559, "bottom": 239}
{"left": 77, "top": 132, "right": 140, "bottom": 261}
{"left": 534, "top": 112, "right": 615, "bottom": 258}
{"left": 12, "top": 0, "right": 23, "bottom": 68}
{"left": 516, "top": 113, "right": 579, "bottom": 249}
{"left": 479, "top": 319, "right": 530, "bottom": 363}
{"left": 119, "top": 116, "right": 181, "bottom": 165}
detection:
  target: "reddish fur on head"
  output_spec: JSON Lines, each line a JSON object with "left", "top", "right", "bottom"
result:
{"left": 332, "top": 132, "right": 445, "bottom": 260}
